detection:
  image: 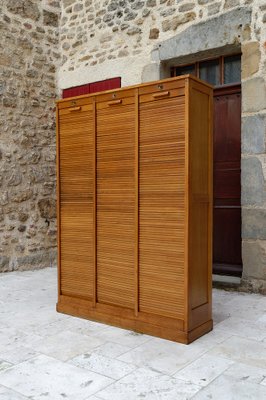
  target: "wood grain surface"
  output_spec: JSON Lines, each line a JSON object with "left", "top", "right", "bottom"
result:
{"left": 56, "top": 76, "right": 213, "bottom": 343}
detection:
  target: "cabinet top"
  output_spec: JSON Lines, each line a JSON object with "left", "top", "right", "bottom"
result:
{"left": 56, "top": 75, "right": 213, "bottom": 106}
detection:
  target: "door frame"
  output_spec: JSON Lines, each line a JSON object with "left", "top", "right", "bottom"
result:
{"left": 212, "top": 83, "right": 242, "bottom": 277}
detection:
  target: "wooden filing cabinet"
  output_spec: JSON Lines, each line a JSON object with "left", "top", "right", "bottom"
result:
{"left": 56, "top": 76, "right": 213, "bottom": 344}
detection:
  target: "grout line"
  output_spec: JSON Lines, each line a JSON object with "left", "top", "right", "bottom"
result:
{"left": 0, "top": 383, "right": 29, "bottom": 399}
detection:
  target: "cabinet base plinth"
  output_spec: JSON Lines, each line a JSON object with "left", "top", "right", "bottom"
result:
{"left": 57, "top": 299, "right": 213, "bottom": 345}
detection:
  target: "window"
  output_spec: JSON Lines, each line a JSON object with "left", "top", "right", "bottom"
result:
{"left": 172, "top": 54, "right": 241, "bottom": 86}
{"left": 224, "top": 55, "right": 241, "bottom": 84}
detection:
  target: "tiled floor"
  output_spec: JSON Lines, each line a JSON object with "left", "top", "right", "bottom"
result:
{"left": 0, "top": 268, "right": 265, "bottom": 400}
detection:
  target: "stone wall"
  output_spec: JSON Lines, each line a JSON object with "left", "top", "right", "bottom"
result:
{"left": 58, "top": 0, "right": 266, "bottom": 293}
{"left": 1, "top": 0, "right": 265, "bottom": 292}
{"left": 0, "top": 0, "right": 60, "bottom": 272}
{"left": 58, "top": 0, "right": 266, "bottom": 87}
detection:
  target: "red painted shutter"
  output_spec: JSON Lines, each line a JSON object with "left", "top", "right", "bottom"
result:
{"left": 62, "top": 77, "right": 121, "bottom": 99}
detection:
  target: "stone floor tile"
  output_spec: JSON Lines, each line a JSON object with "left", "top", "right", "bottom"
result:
{"left": 66, "top": 318, "right": 110, "bottom": 337}
{"left": 0, "top": 354, "right": 113, "bottom": 400}
{"left": 1, "top": 268, "right": 266, "bottom": 400}
{"left": 209, "top": 335, "right": 266, "bottom": 368}
{"left": 224, "top": 362, "right": 266, "bottom": 384}
{"left": 0, "top": 385, "right": 29, "bottom": 399}
{"left": 27, "top": 331, "right": 105, "bottom": 362}
{"left": 92, "top": 341, "right": 132, "bottom": 358}
{"left": 33, "top": 317, "right": 108, "bottom": 338}
{"left": 117, "top": 337, "right": 206, "bottom": 375}
{"left": 191, "top": 327, "right": 232, "bottom": 349}
{"left": 215, "top": 316, "right": 266, "bottom": 341}
{"left": 227, "top": 294, "right": 266, "bottom": 320}
{"left": 174, "top": 354, "right": 234, "bottom": 386}
{"left": 0, "top": 360, "right": 13, "bottom": 372}
{"left": 70, "top": 352, "right": 136, "bottom": 380}
{"left": 91, "top": 326, "right": 152, "bottom": 348}
{"left": 2, "top": 308, "right": 64, "bottom": 333}
{"left": 84, "top": 397, "right": 102, "bottom": 400}
{"left": 0, "top": 346, "right": 39, "bottom": 365}
{"left": 0, "top": 327, "right": 36, "bottom": 354}
{"left": 192, "top": 374, "right": 266, "bottom": 399}
{"left": 96, "top": 367, "right": 201, "bottom": 400}
{"left": 257, "top": 314, "right": 266, "bottom": 324}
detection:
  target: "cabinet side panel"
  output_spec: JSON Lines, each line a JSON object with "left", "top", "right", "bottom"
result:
{"left": 188, "top": 82, "right": 213, "bottom": 319}
{"left": 58, "top": 105, "right": 94, "bottom": 299}
{"left": 96, "top": 101, "right": 135, "bottom": 309}
{"left": 139, "top": 96, "right": 186, "bottom": 319}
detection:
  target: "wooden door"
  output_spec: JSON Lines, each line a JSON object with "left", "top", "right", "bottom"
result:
{"left": 213, "top": 85, "right": 242, "bottom": 276}
{"left": 96, "top": 91, "right": 136, "bottom": 309}
{"left": 58, "top": 103, "right": 94, "bottom": 299}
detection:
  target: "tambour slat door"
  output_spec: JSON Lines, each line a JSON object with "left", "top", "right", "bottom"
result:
{"left": 58, "top": 103, "right": 94, "bottom": 299}
{"left": 96, "top": 91, "right": 136, "bottom": 309}
{"left": 139, "top": 84, "right": 186, "bottom": 319}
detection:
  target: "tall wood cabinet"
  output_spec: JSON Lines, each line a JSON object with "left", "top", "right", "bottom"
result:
{"left": 56, "top": 76, "right": 213, "bottom": 344}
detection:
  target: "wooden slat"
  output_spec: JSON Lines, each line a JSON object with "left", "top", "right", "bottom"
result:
{"left": 139, "top": 96, "right": 186, "bottom": 319}
{"left": 59, "top": 109, "right": 94, "bottom": 202}
{"left": 96, "top": 98, "right": 135, "bottom": 309}
{"left": 134, "top": 89, "right": 139, "bottom": 317}
{"left": 59, "top": 104, "right": 94, "bottom": 300}
{"left": 92, "top": 98, "right": 97, "bottom": 307}
{"left": 60, "top": 202, "right": 93, "bottom": 299}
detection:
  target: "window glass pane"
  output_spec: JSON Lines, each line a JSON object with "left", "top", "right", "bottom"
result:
{"left": 224, "top": 55, "right": 241, "bottom": 84}
{"left": 199, "top": 59, "right": 220, "bottom": 86}
{"left": 175, "top": 64, "right": 196, "bottom": 77}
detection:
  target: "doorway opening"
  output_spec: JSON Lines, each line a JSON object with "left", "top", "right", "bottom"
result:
{"left": 171, "top": 54, "right": 242, "bottom": 277}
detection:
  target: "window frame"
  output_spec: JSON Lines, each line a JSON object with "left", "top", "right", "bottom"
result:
{"left": 171, "top": 54, "right": 241, "bottom": 86}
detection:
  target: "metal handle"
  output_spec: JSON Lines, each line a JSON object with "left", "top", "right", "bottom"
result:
{"left": 153, "top": 91, "right": 170, "bottom": 98}
{"left": 108, "top": 99, "right": 122, "bottom": 106}
{"left": 69, "top": 106, "right": 81, "bottom": 112}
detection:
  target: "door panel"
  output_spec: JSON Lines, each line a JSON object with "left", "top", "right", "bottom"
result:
{"left": 213, "top": 85, "right": 242, "bottom": 276}
{"left": 58, "top": 105, "right": 94, "bottom": 298}
{"left": 139, "top": 96, "right": 186, "bottom": 318}
{"left": 96, "top": 96, "right": 135, "bottom": 309}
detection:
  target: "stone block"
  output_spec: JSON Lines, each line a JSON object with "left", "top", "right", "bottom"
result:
{"left": 242, "top": 77, "right": 266, "bottom": 113}
{"left": 242, "top": 208, "right": 266, "bottom": 239}
{"left": 208, "top": 3, "right": 222, "bottom": 16}
{"left": 7, "top": 0, "right": 40, "bottom": 21}
{"left": 241, "top": 157, "right": 265, "bottom": 205}
{"left": 149, "top": 28, "right": 159, "bottom": 39}
{"left": 242, "top": 240, "right": 266, "bottom": 280}
{"left": 0, "top": 256, "right": 10, "bottom": 272}
{"left": 159, "top": 8, "right": 251, "bottom": 61}
{"left": 38, "top": 198, "right": 57, "bottom": 219}
{"left": 242, "top": 42, "right": 260, "bottom": 79}
{"left": 16, "top": 249, "right": 57, "bottom": 271}
{"left": 224, "top": 0, "right": 240, "bottom": 9}
{"left": 178, "top": 3, "right": 195, "bottom": 12}
{"left": 63, "top": 0, "right": 75, "bottom": 7}
{"left": 242, "top": 115, "right": 266, "bottom": 154}
{"left": 43, "top": 10, "right": 59, "bottom": 27}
